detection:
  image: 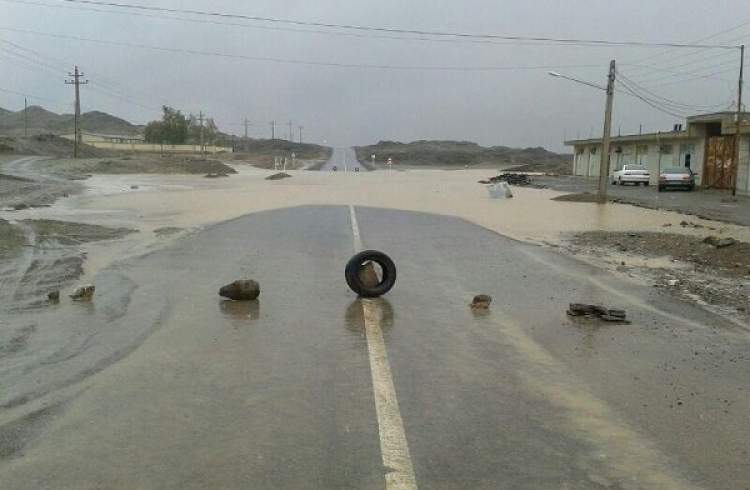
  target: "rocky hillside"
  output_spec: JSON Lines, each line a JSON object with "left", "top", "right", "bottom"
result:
{"left": 232, "top": 138, "right": 332, "bottom": 161}
{"left": 355, "top": 140, "right": 572, "bottom": 173}
{"left": 0, "top": 105, "right": 141, "bottom": 137}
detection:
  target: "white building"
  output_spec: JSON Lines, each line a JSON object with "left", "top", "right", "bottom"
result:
{"left": 565, "top": 112, "right": 750, "bottom": 193}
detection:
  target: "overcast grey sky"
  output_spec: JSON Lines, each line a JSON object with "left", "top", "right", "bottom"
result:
{"left": 1, "top": 0, "right": 747, "bottom": 150}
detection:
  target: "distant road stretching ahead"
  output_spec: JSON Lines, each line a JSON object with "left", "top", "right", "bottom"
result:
{"left": 319, "top": 147, "right": 366, "bottom": 171}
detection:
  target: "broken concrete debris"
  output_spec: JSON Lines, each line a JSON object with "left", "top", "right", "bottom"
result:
{"left": 567, "top": 303, "right": 629, "bottom": 323}
{"left": 482, "top": 173, "right": 533, "bottom": 186}
{"left": 703, "top": 236, "right": 738, "bottom": 248}
{"left": 219, "top": 279, "right": 260, "bottom": 301}
{"left": 70, "top": 284, "right": 95, "bottom": 301}
{"left": 471, "top": 294, "right": 492, "bottom": 309}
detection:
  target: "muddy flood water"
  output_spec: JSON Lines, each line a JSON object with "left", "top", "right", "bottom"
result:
{"left": 1, "top": 163, "right": 749, "bottom": 489}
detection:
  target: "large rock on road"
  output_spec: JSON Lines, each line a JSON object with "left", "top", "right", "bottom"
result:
{"left": 219, "top": 280, "right": 260, "bottom": 301}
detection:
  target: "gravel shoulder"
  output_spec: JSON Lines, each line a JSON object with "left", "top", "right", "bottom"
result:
{"left": 564, "top": 230, "right": 750, "bottom": 326}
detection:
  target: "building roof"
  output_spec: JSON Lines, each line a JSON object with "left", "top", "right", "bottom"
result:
{"left": 686, "top": 111, "right": 749, "bottom": 123}
{"left": 565, "top": 111, "right": 750, "bottom": 147}
{"left": 564, "top": 130, "right": 690, "bottom": 146}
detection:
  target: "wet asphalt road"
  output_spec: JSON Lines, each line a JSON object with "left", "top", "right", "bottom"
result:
{"left": 1, "top": 206, "right": 749, "bottom": 489}
{"left": 320, "top": 147, "right": 364, "bottom": 172}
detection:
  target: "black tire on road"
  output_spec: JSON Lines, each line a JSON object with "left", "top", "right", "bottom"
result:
{"left": 345, "top": 250, "right": 397, "bottom": 298}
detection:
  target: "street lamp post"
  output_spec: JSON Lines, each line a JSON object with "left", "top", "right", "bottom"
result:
{"left": 549, "top": 60, "right": 616, "bottom": 203}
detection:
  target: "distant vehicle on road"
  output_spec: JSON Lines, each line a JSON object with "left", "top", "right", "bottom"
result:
{"left": 659, "top": 167, "right": 696, "bottom": 192}
{"left": 612, "top": 164, "right": 650, "bottom": 186}
{"left": 332, "top": 166, "right": 338, "bottom": 172}
{"left": 354, "top": 167, "right": 360, "bottom": 172}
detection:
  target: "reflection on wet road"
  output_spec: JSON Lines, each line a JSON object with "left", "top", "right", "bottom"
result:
{"left": 0, "top": 206, "right": 748, "bottom": 489}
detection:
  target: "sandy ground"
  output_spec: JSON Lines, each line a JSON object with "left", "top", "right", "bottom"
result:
{"left": 6, "top": 164, "right": 750, "bottom": 283}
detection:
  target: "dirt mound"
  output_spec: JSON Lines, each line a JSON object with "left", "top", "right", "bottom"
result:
{"left": 33, "top": 155, "right": 237, "bottom": 176}
{"left": 0, "top": 135, "right": 113, "bottom": 158}
{"left": 572, "top": 231, "right": 750, "bottom": 278}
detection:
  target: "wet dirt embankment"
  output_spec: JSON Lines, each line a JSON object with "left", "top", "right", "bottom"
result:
{"left": 566, "top": 230, "right": 750, "bottom": 324}
{"left": 32, "top": 156, "right": 237, "bottom": 179}
{"left": 0, "top": 219, "right": 137, "bottom": 311}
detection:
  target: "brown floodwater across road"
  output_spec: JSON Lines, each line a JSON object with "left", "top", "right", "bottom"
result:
{"left": 0, "top": 202, "right": 748, "bottom": 489}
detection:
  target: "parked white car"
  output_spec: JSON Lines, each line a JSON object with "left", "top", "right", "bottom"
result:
{"left": 612, "top": 164, "right": 650, "bottom": 186}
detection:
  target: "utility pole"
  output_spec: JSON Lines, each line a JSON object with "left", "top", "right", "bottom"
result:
{"left": 733, "top": 45, "right": 745, "bottom": 196}
{"left": 198, "top": 111, "right": 205, "bottom": 156}
{"left": 24, "top": 97, "right": 27, "bottom": 137}
{"left": 244, "top": 118, "right": 249, "bottom": 139}
{"left": 270, "top": 120, "right": 275, "bottom": 140}
{"left": 288, "top": 120, "right": 293, "bottom": 141}
{"left": 598, "top": 59, "right": 616, "bottom": 203}
{"left": 298, "top": 125, "right": 303, "bottom": 144}
{"left": 65, "top": 65, "right": 88, "bottom": 158}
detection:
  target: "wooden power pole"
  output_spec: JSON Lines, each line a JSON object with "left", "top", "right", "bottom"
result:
{"left": 598, "top": 59, "right": 616, "bottom": 203}
{"left": 733, "top": 45, "right": 745, "bottom": 196}
{"left": 198, "top": 111, "right": 205, "bottom": 156}
{"left": 270, "top": 120, "right": 275, "bottom": 140}
{"left": 65, "top": 65, "right": 88, "bottom": 158}
{"left": 298, "top": 125, "right": 303, "bottom": 144}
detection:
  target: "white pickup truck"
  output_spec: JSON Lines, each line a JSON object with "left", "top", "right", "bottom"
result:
{"left": 612, "top": 164, "right": 650, "bottom": 186}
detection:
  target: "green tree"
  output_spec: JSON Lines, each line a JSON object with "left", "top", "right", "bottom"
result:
{"left": 144, "top": 106, "right": 188, "bottom": 144}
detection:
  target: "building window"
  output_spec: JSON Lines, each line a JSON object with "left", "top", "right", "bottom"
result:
{"left": 660, "top": 145, "right": 672, "bottom": 154}
{"left": 590, "top": 147, "right": 597, "bottom": 155}
{"left": 637, "top": 145, "right": 649, "bottom": 154}
{"left": 577, "top": 148, "right": 584, "bottom": 155}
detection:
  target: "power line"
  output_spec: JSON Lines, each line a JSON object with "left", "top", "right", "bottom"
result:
{"left": 630, "top": 58, "right": 739, "bottom": 86}
{"left": 41, "top": 0, "right": 738, "bottom": 49}
{"left": 646, "top": 67, "right": 738, "bottom": 88}
{"left": 623, "top": 17, "right": 750, "bottom": 69}
{"left": 617, "top": 70, "right": 731, "bottom": 111}
{"left": 622, "top": 52, "right": 738, "bottom": 80}
{"left": 617, "top": 78, "right": 690, "bottom": 118}
{"left": 0, "top": 0, "right": 655, "bottom": 49}
{"left": 0, "top": 37, "right": 172, "bottom": 115}
{"left": 0, "top": 26, "right": 610, "bottom": 71}
{"left": 0, "top": 85, "right": 66, "bottom": 106}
